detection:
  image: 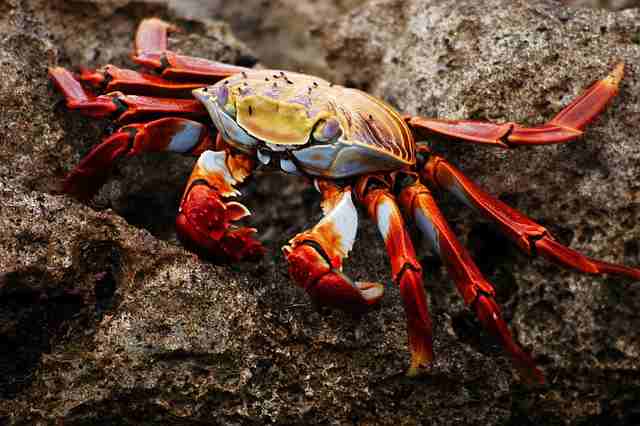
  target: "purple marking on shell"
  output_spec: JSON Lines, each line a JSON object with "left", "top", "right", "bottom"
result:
{"left": 264, "top": 86, "right": 280, "bottom": 98}
{"left": 238, "top": 86, "right": 253, "bottom": 97}
{"left": 308, "top": 107, "right": 324, "bottom": 118}
{"left": 216, "top": 85, "right": 228, "bottom": 107}
{"left": 289, "top": 94, "right": 312, "bottom": 109}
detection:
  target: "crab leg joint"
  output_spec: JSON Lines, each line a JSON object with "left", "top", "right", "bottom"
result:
{"left": 49, "top": 17, "right": 638, "bottom": 383}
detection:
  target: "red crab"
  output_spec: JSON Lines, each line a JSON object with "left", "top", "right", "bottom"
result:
{"left": 49, "top": 18, "right": 639, "bottom": 383}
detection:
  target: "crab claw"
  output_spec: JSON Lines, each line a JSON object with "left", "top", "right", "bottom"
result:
{"left": 284, "top": 242, "right": 384, "bottom": 311}
{"left": 176, "top": 150, "right": 264, "bottom": 263}
{"left": 283, "top": 186, "right": 384, "bottom": 311}
{"left": 176, "top": 183, "right": 264, "bottom": 262}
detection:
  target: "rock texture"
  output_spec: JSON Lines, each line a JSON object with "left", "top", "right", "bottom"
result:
{"left": 183, "top": 0, "right": 367, "bottom": 75}
{"left": 1, "top": 0, "right": 639, "bottom": 424}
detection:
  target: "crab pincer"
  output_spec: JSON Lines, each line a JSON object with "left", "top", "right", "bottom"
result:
{"left": 283, "top": 182, "right": 385, "bottom": 311}
{"left": 49, "top": 16, "right": 640, "bottom": 382}
{"left": 176, "top": 150, "right": 264, "bottom": 262}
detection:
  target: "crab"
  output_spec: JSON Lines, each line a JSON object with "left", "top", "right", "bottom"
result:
{"left": 49, "top": 18, "right": 639, "bottom": 384}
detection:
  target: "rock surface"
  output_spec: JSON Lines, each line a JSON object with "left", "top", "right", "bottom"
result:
{"left": 1, "top": 0, "right": 639, "bottom": 424}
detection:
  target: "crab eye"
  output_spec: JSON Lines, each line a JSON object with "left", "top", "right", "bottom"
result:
{"left": 313, "top": 118, "right": 342, "bottom": 142}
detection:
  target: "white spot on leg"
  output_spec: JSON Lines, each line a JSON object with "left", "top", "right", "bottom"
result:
{"left": 197, "top": 150, "right": 240, "bottom": 196}
{"left": 199, "top": 151, "right": 237, "bottom": 184}
{"left": 414, "top": 208, "right": 440, "bottom": 254}
{"left": 376, "top": 199, "right": 394, "bottom": 241}
{"left": 317, "top": 189, "right": 358, "bottom": 256}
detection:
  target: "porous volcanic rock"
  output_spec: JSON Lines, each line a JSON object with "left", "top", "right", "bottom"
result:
{"left": 324, "top": 0, "right": 640, "bottom": 423}
{"left": 1, "top": 0, "right": 639, "bottom": 424}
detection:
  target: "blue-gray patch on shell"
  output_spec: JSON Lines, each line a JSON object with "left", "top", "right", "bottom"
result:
{"left": 280, "top": 158, "right": 302, "bottom": 175}
{"left": 292, "top": 142, "right": 405, "bottom": 178}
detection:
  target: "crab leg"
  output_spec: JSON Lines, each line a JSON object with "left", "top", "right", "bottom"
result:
{"left": 79, "top": 65, "right": 208, "bottom": 97}
{"left": 356, "top": 177, "right": 434, "bottom": 375}
{"left": 422, "top": 155, "right": 640, "bottom": 280}
{"left": 283, "top": 181, "right": 385, "bottom": 312}
{"left": 398, "top": 177, "right": 544, "bottom": 383}
{"left": 133, "top": 18, "right": 249, "bottom": 80}
{"left": 177, "top": 149, "right": 264, "bottom": 262}
{"left": 50, "top": 67, "right": 207, "bottom": 123}
{"left": 408, "top": 63, "right": 623, "bottom": 147}
{"left": 63, "top": 117, "right": 216, "bottom": 199}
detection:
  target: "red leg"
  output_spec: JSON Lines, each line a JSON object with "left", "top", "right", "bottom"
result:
{"left": 63, "top": 117, "right": 216, "bottom": 200}
{"left": 355, "top": 176, "right": 434, "bottom": 375}
{"left": 50, "top": 67, "right": 207, "bottom": 122}
{"left": 79, "top": 65, "right": 208, "bottom": 97}
{"left": 133, "top": 18, "right": 248, "bottom": 80}
{"left": 408, "top": 63, "right": 624, "bottom": 147}
{"left": 176, "top": 150, "right": 264, "bottom": 263}
{"left": 422, "top": 155, "right": 640, "bottom": 280}
{"left": 398, "top": 177, "right": 544, "bottom": 383}
{"left": 283, "top": 181, "right": 385, "bottom": 312}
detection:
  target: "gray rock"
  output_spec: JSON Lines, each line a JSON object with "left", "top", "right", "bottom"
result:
{"left": 1, "top": 0, "right": 639, "bottom": 424}
{"left": 325, "top": 0, "right": 640, "bottom": 422}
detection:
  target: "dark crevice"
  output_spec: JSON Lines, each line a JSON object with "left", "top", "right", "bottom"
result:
{"left": 0, "top": 269, "right": 85, "bottom": 398}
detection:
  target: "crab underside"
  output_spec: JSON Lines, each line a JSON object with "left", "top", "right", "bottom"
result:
{"left": 49, "top": 18, "right": 639, "bottom": 384}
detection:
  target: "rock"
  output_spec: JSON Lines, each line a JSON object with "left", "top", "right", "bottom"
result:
{"left": 196, "top": 0, "right": 367, "bottom": 75}
{"left": 324, "top": 0, "right": 640, "bottom": 422}
{"left": 1, "top": 0, "right": 639, "bottom": 424}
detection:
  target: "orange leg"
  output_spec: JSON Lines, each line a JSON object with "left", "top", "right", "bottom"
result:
{"left": 397, "top": 177, "right": 544, "bottom": 383}
{"left": 408, "top": 63, "right": 623, "bottom": 147}
{"left": 177, "top": 149, "right": 264, "bottom": 263}
{"left": 132, "top": 18, "right": 250, "bottom": 80}
{"left": 62, "top": 117, "right": 217, "bottom": 200}
{"left": 283, "top": 181, "right": 385, "bottom": 312}
{"left": 355, "top": 177, "right": 434, "bottom": 375}
{"left": 78, "top": 65, "right": 208, "bottom": 98}
{"left": 49, "top": 67, "right": 207, "bottom": 123}
{"left": 422, "top": 155, "right": 640, "bottom": 281}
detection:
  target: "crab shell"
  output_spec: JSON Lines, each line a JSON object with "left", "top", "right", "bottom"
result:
{"left": 192, "top": 69, "right": 415, "bottom": 178}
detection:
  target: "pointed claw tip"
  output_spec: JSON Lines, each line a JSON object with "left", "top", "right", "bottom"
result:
{"left": 355, "top": 281, "right": 385, "bottom": 304}
{"left": 225, "top": 201, "right": 251, "bottom": 221}
{"left": 607, "top": 62, "right": 624, "bottom": 86}
{"left": 407, "top": 353, "right": 433, "bottom": 377}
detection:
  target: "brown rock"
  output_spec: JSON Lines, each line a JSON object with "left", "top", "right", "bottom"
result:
{"left": 1, "top": 0, "right": 639, "bottom": 424}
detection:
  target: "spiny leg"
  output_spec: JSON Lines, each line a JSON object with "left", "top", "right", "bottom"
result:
{"left": 421, "top": 155, "right": 640, "bottom": 280}
{"left": 49, "top": 67, "right": 207, "bottom": 122}
{"left": 283, "top": 180, "right": 385, "bottom": 311}
{"left": 133, "top": 18, "right": 249, "bottom": 80}
{"left": 355, "top": 176, "right": 434, "bottom": 375}
{"left": 63, "top": 117, "right": 217, "bottom": 199}
{"left": 177, "top": 149, "right": 264, "bottom": 262}
{"left": 408, "top": 63, "right": 623, "bottom": 147}
{"left": 397, "top": 175, "right": 544, "bottom": 383}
